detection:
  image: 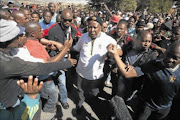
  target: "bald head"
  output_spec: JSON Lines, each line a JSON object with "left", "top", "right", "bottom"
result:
{"left": 61, "top": 9, "right": 73, "bottom": 19}
{"left": 11, "top": 11, "right": 24, "bottom": 19}
{"left": 20, "top": 8, "right": 31, "bottom": 20}
{"left": 25, "top": 21, "right": 40, "bottom": 34}
{"left": 61, "top": 9, "right": 73, "bottom": 28}
{"left": 11, "top": 11, "right": 27, "bottom": 26}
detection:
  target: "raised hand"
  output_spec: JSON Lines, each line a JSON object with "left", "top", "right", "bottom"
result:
{"left": 17, "top": 75, "right": 43, "bottom": 99}
{"left": 64, "top": 36, "right": 73, "bottom": 49}
{"left": 107, "top": 44, "right": 118, "bottom": 56}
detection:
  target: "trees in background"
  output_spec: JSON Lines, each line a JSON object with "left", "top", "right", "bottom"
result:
{"left": 89, "top": 0, "right": 174, "bottom": 13}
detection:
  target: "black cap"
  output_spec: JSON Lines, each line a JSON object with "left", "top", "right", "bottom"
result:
{"left": 136, "top": 21, "right": 146, "bottom": 27}
{"left": 8, "top": 1, "right": 14, "bottom": 4}
{"left": 87, "top": 16, "right": 102, "bottom": 26}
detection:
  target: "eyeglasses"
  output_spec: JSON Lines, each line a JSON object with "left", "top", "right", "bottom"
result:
{"left": 63, "top": 18, "right": 72, "bottom": 22}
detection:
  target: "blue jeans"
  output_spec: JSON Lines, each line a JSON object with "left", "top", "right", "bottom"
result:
{"left": 40, "top": 80, "right": 58, "bottom": 112}
{"left": 58, "top": 70, "right": 68, "bottom": 103}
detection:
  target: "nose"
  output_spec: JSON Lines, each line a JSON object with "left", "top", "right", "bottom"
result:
{"left": 90, "top": 27, "right": 95, "bottom": 32}
{"left": 168, "top": 58, "right": 175, "bottom": 63}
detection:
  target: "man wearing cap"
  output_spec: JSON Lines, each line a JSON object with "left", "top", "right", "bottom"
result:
{"left": 7, "top": 1, "right": 14, "bottom": 9}
{"left": 136, "top": 20, "right": 146, "bottom": 34}
{"left": 73, "top": 16, "right": 122, "bottom": 114}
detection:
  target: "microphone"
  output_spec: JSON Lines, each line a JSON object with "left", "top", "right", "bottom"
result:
{"left": 110, "top": 96, "right": 133, "bottom": 120}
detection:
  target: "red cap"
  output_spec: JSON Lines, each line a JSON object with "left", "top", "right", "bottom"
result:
{"left": 110, "top": 15, "right": 120, "bottom": 23}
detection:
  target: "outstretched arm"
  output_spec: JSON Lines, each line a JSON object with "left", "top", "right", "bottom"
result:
{"left": 40, "top": 38, "right": 64, "bottom": 51}
{"left": 103, "top": 4, "right": 113, "bottom": 17}
{"left": 107, "top": 44, "right": 137, "bottom": 78}
{"left": 44, "top": 37, "right": 74, "bottom": 63}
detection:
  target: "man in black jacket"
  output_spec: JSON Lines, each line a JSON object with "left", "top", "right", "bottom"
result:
{"left": 48, "top": 8, "right": 77, "bottom": 109}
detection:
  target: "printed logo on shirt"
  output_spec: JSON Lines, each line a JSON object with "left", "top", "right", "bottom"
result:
{"left": 98, "top": 44, "right": 102, "bottom": 49}
{"left": 169, "top": 75, "right": 176, "bottom": 83}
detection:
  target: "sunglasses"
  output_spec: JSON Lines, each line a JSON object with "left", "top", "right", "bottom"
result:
{"left": 63, "top": 18, "right": 72, "bottom": 22}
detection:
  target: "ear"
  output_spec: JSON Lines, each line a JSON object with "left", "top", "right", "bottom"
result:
{"left": 15, "top": 18, "right": 20, "bottom": 23}
{"left": 30, "top": 31, "right": 35, "bottom": 37}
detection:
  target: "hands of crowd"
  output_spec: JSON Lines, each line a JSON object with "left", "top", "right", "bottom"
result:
{"left": 67, "top": 54, "right": 77, "bottom": 67}
{"left": 107, "top": 44, "right": 119, "bottom": 57}
{"left": 125, "top": 62, "right": 134, "bottom": 72}
{"left": 48, "top": 41, "right": 64, "bottom": 51}
{"left": 64, "top": 37, "right": 73, "bottom": 49}
{"left": 103, "top": 4, "right": 108, "bottom": 10}
{"left": 17, "top": 75, "right": 43, "bottom": 99}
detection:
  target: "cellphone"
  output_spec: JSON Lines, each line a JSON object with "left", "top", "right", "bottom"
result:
{"left": 67, "top": 33, "right": 71, "bottom": 40}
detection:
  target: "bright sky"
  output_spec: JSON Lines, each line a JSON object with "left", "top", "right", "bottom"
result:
{"left": 45, "top": 0, "right": 90, "bottom": 3}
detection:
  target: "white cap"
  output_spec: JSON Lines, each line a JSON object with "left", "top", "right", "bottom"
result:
{"left": 0, "top": 19, "right": 20, "bottom": 42}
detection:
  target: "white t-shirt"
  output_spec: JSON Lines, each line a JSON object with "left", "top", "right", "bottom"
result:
{"left": 73, "top": 32, "right": 120, "bottom": 80}
{"left": 10, "top": 47, "right": 44, "bottom": 63}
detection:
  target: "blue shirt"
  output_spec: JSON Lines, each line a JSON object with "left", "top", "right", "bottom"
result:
{"left": 39, "top": 13, "right": 57, "bottom": 23}
{"left": 18, "top": 26, "right": 25, "bottom": 34}
{"left": 136, "top": 60, "right": 180, "bottom": 110}
{"left": 39, "top": 21, "right": 55, "bottom": 30}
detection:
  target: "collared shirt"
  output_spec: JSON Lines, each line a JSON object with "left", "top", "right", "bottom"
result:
{"left": 39, "top": 21, "right": 55, "bottom": 30}
{"left": 73, "top": 32, "right": 120, "bottom": 80}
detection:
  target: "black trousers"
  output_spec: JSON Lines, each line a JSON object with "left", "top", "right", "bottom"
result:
{"left": 134, "top": 100, "right": 171, "bottom": 120}
{"left": 116, "top": 75, "right": 144, "bottom": 100}
{"left": 76, "top": 73, "right": 105, "bottom": 108}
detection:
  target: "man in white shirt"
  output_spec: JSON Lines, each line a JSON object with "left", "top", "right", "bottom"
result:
{"left": 73, "top": 16, "right": 122, "bottom": 114}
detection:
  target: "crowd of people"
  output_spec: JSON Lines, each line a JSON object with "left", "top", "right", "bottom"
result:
{"left": 0, "top": 1, "right": 180, "bottom": 120}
